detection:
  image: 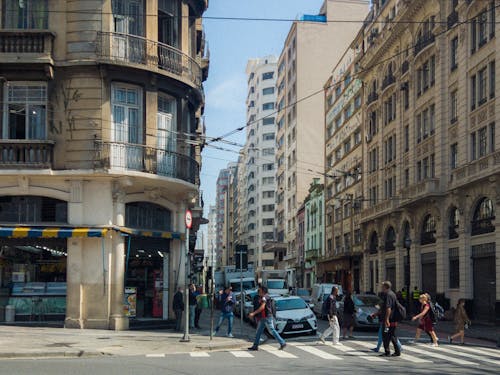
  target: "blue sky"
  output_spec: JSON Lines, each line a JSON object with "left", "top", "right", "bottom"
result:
{"left": 201, "top": 0, "right": 325, "bottom": 210}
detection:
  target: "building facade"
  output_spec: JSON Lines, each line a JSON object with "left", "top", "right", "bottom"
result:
{"left": 320, "top": 45, "right": 364, "bottom": 293}
{"left": 0, "top": 0, "right": 209, "bottom": 329}
{"left": 356, "top": 0, "right": 498, "bottom": 323}
{"left": 215, "top": 163, "right": 235, "bottom": 267}
{"left": 238, "top": 56, "right": 278, "bottom": 274}
{"left": 304, "top": 179, "right": 325, "bottom": 288}
{"left": 273, "top": 0, "right": 370, "bottom": 276}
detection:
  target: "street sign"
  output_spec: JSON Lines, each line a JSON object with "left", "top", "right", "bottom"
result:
{"left": 235, "top": 244, "right": 248, "bottom": 271}
{"left": 185, "top": 210, "right": 193, "bottom": 229}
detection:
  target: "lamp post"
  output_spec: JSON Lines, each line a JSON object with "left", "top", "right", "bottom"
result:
{"left": 404, "top": 237, "right": 412, "bottom": 316}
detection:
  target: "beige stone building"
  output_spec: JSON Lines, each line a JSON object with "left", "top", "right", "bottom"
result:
{"left": 0, "top": 0, "right": 209, "bottom": 329}
{"left": 272, "top": 0, "right": 370, "bottom": 278}
{"left": 355, "top": 0, "right": 498, "bottom": 323}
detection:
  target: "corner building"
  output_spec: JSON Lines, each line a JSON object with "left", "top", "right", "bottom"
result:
{"left": 0, "top": 0, "right": 209, "bottom": 329}
{"left": 357, "top": 0, "right": 498, "bottom": 323}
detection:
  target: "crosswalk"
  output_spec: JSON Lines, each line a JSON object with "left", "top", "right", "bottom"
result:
{"left": 182, "top": 340, "right": 499, "bottom": 368}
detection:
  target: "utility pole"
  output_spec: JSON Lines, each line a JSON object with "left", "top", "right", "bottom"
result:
{"left": 181, "top": 210, "right": 193, "bottom": 343}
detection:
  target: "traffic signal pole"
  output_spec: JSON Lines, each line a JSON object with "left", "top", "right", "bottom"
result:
{"left": 181, "top": 210, "right": 193, "bottom": 343}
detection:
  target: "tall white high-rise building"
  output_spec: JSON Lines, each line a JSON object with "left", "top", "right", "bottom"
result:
{"left": 238, "top": 56, "right": 278, "bottom": 274}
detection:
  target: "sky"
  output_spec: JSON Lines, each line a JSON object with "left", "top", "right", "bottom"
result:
{"left": 200, "top": 0, "right": 325, "bottom": 212}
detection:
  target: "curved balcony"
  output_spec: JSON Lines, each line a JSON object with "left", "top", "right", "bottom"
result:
{"left": 381, "top": 74, "right": 396, "bottom": 91}
{"left": 0, "top": 140, "right": 54, "bottom": 169}
{"left": 366, "top": 91, "right": 379, "bottom": 106}
{"left": 414, "top": 34, "right": 435, "bottom": 57}
{"left": 97, "top": 32, "right": 202, "bottom": 89}
{"left": 94, "top": 141, "right": 199, "bottom": 185}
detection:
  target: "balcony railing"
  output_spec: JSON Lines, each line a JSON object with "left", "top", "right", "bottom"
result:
{"left": 381, "top": 74, "right": 396, "bottom": 91}
{"left": 0, "top": 140, "right": 54, "bottom": 169}
{"left": 400, "top": 178, "right": 441, "bottom": 205}
{"left": 305, "top": 248, "right": 319, "bottom": 261}
{"left": 471, "top": 218, "right": 495, "bottom": 236}
{"left": 94, "top": 141, "right": 199, "bottom": 185}
{"left": 0, "top": 30, "right": 54, "bottom": 61}
{"left": 97, "top": 32, "right": 202, "bottom": 89}
{"left": 414, "top": 34, "right": 435, "bottom": 56}
{"left": 420, "top": 231, "right": 436, "bottom": 245}
{"left": 401, "top": 60, "right": 409, "bottom": 74}
{"left": 367, "top": 91, "right": 379, "bottom": 105}
{"left": 451, "top": 151, "right": 500, "bottom": 187}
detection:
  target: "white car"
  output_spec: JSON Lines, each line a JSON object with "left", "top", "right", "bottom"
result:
{"left": 271, "top": 296, "right": 318, "bottom": 336}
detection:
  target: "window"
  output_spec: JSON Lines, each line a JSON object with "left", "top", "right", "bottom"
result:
{"left": 263, "top": 191, "right": 274, "bottom": 199}
{"left": 262, "top": 148, "right": 274, "bottom": 156}
{"left": 404, "top": 126, "right": 409, "bottom": 152}
{"left": 449, "top": 208, "right": 460, "bottom": 239}
{"left": 421, "top": 214, "right": 436, "bottom": 245}
{"left": 335, "top": 148, "right": 342, "bottom": 162}
{"left": 0, "top": 196, "right": 67, "bottom": 223}
{"left": 335, "top": 116, "right": 342, "bottom": 129}
{"left": 262, "top": 133, "right": 275, "bottom": 141}
{"left": 450, "top": 143, "right": 458, "bottom": 169}
{"left": 262, "top": 177, "right": 274, "bottom": 185}
{"left": 369, "top": 148, "right": 378, "bottom": 173}
{"left": 385, "top": 227, "right": 396, "bottom": 251}
{"left": 478, "top": 126, "right": 488, "bottom": 157}
{"left": 417, "top": 161, "right": 422, "bottom": 181}
{"left": 404, "top": 168, "right": 410, "bottom": 187}
{"left": 384, "top": 177, "right": 395, "bottom": 199}
{"left": 471, "top": 197, "right": 495, "bottom": 235}
{"left": 263, "top": 87, "right": 274, "bottom": 95}
{"left": 471, "top": 132, "right": 477, "bottom": 160}
{"left": 384, "top": 93, "right": 396, "bottom": 125}
{"left": 471, "top": 74, "right": 477, "bottom": 110}
{"left": 263, "top": 117, "right": 274, "bottom": 126}
{"left": 262, "top": 204, "right": 275, "bottom": 212}
{"left": 126, "top": 202, "right": 171, "bottom": 231}
{"left": 489, "top": 61, "right": 495, "bottom": 99}
{"left": 490, "top": 2, "right": 496, "bottom": 38}
{"left": 344, "top": 139, "right": 351, "bottom": 154}
{"left": 262, "top": 163, "right": 274, "bottom": 171}
{"left": 449, "top": 248, "right": 460, "bottom": 288}
{"left": 354, "top": 130, "right": 361, "bottom": 145}
{"left": 369, "top": 186, "right": 378, "bottom": 207}
{"left": 262, "top": 72, "right": 274, "bottom": 80}
{"left": 403, "top": 82, "right": 409, "bottom": 110}
{"left": 478, "top": 11, "right": 487, "bottom": 46}
{"left": 354, "top": 94, "right": 362, "bottom": 109}
{"left": 3, "top": 82, "right": 47, "bottom": 140}
{"left": 3, "top": 0, "right": 48, "bottom": 29}
{"left": 450, "top": 90, "right": 458, "bottom": 123}
{"left": 490, "top": 123, "right": 495, "bottom": 152}
{"left": 471, "top": 18, "right": 477, "bottom": 53}
{"left": 262, "top": 218, "right": 274, "bottom": 226}
{"left": 450, "top": 36, "right": 458, "bottom": 71}
{"left": 478, "top": 67, "right": 487, "bottom": 105}
{"left": 263, "top": 102, "right": 274, "bottom": 111}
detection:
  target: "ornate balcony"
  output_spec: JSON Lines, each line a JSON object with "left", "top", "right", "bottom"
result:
{"left": 0, "top": 140, "right": 55, "bottom": 169}
{"left": 97, "top": 32, "right": 202, "bottom": 89}
{"left": 360, "top": 199, "right": 398, "bottom": 222}
{"left": 0, "top": 30, "right": 55, "bottom": 64}
{"left": 414, "top": 34, "right": 435, "bottom": 56}
{"left": 94, "top": 141, "right": 199, "bottom": 185}
{"left": 400, "top": 178, "right": 442, "bottom": 206}
{"left": 381, "top": 74, "right": 396, "bottom": 91}
{"left": 451, "top": 151, "right": 500, "bottom": 188}
{"left": 367, "top": 91, "right": 379, "bottom": 105}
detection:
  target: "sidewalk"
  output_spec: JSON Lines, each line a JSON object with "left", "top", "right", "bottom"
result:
{"left": 398, "top": 320, "right": 500, "bottom": 345}
{"left": 0, "top": 312, "right": 253, "bottom": 359}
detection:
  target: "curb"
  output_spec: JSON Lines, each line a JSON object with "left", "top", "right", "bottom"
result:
{"left": 0, "top": 350, "right": 102, "bottom": 360}
{"left": 195, "top": 340, "right": 250, "bottom": 351}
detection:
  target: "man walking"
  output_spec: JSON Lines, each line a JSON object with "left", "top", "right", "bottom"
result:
{"left": 319, "top": 286, "right": 340, "bottom": 344}
{"left": 194, "top": 285, "right": 203, "bottom": 329}
{"left": 213, "top": 287, "right": 235, "bottom": 337}
{"left": 380, "top": 281, "right": 401, "bottom": 357}
{"left": 248, "top": 286, "right": 286, "bottom": 351}
{"left": 188, "top": 284, "right": 197, "bottom": 329}
{"left": 172, "top": 286, "right": 184, "bottom": 332}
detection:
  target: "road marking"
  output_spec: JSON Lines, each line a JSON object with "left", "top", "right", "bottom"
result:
{"left": 291, "top": 344, "right": 342, "bottom": 360}
{"left": 326, "top": 342, "right": 387, "bottom": 362}
{"left": 420, "top": 345, "right": 500, "bottom": 366}
{"left": 190, "top": 352, "right": 210, "bottom": 358}
{"left": 230, "top": 351, "right": 255, "bottom": 358}
{"left": 145, "top": 353, "right": 165, "bottom": 358}
{"left": 260, "top": 345, "right": 298, "bottom": 358}
{"left": 458, "top": 346, "right": 500, "bottom": 357}
{"left": 403, "top": 345, "right": 477, "bottom": 366}
{"left": 354, "top": 340, "right": 432, "bottom": 363}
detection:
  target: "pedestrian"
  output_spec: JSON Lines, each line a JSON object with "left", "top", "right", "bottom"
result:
{"left": 412, "top": 286, "right": 421, "bottom": 315}
{"left": 319, "top": 286, "right": 340, "bottom": 345}
{"left": 194, "top": 285, "right": 203, "bottom": 329}
{"left": 448, "top": 299, "right": 470, "bottom": 345}
{"left": 370, "top": 300, "right": 402, "bottom": 353}
{"left": 188, "top": 284, "right": 197, "bottom": 329}
{"left": 213, "top": 287, "right": 235, "bottom": 337}
{"left": 342, "top": 291, "right": 355, "bottom": 339}
{"left": 410, "top": 293, "right": 439, "bottom": 347}
{"left": 248, "top": 286, "right": 286, "bottom": 351}
{"left": 380, "top": 280, "right": 401, "bottom": 357}
{"left": 172, "top": 286, "right": 184, "bottom": 332}
{"left": 401, "top": 287, "right": 408, "bottom": 308}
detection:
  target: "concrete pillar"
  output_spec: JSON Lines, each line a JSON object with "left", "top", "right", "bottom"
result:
{"left": 65, "top": 238, "right": 83, "bottom": 328}
{"left": 435, "top": 234, "right": 446, "bottom": 294}
{"left": 109, "top": 233, "right": 128, "bottom": 330}
{"left": 395, "top": 246, "right": 404, "bottom": 290}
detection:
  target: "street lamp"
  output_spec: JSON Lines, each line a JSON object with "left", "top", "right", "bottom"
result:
{"left": 404, "top": 237, "right": 412, "bottom": 315}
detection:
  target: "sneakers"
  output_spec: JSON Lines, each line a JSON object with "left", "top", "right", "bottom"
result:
{"left": 430, "top": 343, "right": 439, "bottom": 347}
{"left": 371, "top": 348, "right": 380, "bottom": 353}
{"left": 227, "top": 333, "right": 234, "bottom": 338}
{"left": 279, "top": 343, "right": 287, "bottom": 350}
{"left": 391, "top": 353, "right": 401, "bottom": 357}
{"left": 406, "top": 339, "right": 416, "bottom": 344}
{"left": 319, "top": 336, "right": 326, "bottom": 344}
{"left": 248, "top": 346, "right": 258, "bottom": 351}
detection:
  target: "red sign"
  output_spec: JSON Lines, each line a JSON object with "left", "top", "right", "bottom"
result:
{"left": 185, "top": 210, "right": 193, "bottom": 229}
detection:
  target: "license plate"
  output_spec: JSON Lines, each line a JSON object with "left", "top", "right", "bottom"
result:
{"left": 292, "top": 324, "right": 304, "bottom": 329}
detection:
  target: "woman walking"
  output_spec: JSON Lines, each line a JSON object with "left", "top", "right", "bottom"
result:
{"left": 411, "top": 293, "right": 439, "bottom": 347}
{"left": 342, "top": 292, "right": 355, "bottom": 339}
{"left": 448, "top": 299, "right": 470, "bottom": 345}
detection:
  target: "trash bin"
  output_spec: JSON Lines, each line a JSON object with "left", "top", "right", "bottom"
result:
{"left": 5, "top": 305, "right": 15, "bottom": 323}
{"left": 200, "top": 294, "right": 209, "bottom": 309}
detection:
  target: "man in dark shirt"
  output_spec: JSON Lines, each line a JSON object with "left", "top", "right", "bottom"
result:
{"left": 380, "top": 280, "right": 401, "bottom": 357}
{"left": 172, "top": 286, "right": 184, "bottom": 332}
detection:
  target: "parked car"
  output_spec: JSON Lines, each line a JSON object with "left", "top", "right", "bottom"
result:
{"left": 271, "top": 296, "right": 318, "bottom": 336}
{"left": 338, "top": 294, "right": 382, "bottom": 328}
{"left": 234, "top": 291, "right": 258, "bottom": 321}
{"left": 295, "top": 288, "right": 312, "bottom": 307}
{"left": 311, "top": 283, "right": 343, "bottom": 318}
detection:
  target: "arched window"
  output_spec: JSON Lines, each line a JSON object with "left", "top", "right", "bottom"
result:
{"left": 421, "top": 214, "right": 436, "bottom": 245}
{"left": 471, "top": 198, "right": 495, "bottom": 235}
{"left": 369, "top": 232, "right": 378, "bottom": 254}
{"left": 449, "top": 207, "right": 460, "bottom": 239}
{"left": 385, "top": 226, "right": 396, "bottom": 251}
{"left": 125, "top": 202, "right": 171, "bottom": 231}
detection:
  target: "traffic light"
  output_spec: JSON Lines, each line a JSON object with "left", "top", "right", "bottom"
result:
{"left": 188, "top": 233, "right": 197, "bottom": 254}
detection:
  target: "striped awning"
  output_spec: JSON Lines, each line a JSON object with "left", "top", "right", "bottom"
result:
{"left": 117, "top": 227, "right": 184, "bottom": 240}
{"left": 0, "top": 227, "right": 108, "bottom": 238}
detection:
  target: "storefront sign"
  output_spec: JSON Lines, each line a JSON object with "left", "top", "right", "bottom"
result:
{"left": 124, "top": 287, "right": 137, "bottom": 318}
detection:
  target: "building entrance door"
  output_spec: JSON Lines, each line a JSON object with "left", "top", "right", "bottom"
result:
{"left": 472, "top": 242, "right": 496, "bottom": 322}
{"left": 421, "top": 252, "right": 436, "bottom": 296}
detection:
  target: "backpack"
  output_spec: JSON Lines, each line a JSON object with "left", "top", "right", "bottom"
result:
{"left": 428, "top": 301, "right": 438, "bottom": 324}
{"left": 392, "top": 300, "right": 407, "bottom": 322}
{"left": 265, "top": 296, "right": 276, "bottom": 318}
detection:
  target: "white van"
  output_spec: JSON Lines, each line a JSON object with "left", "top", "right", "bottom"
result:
{"left": 311, "top": 283, "right": 343, "bottom": 318}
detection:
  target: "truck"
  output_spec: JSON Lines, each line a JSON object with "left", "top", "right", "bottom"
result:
{"left": 214, "top": 265, "right": 256, "bottom": 294}
{"left": 260, "top": 269, "right": 288, "bottom": 296}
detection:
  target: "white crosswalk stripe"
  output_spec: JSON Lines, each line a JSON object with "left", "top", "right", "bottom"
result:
{"left": 190, "top": 352, "right": 210, "bottom": 357}
{"left": 260, "top": 344, "right": 298, "bottom": 358}
{"left": 325, "top": 342, "right": 387, "bottom": 362}
{"left": 403, "top": 345, "right": 478, "bottom": 366}
{"left": 458, "top": 345, "right": 500, "bottom": 357}
{"left": 230, "top": 351, "right": 255, "bottom": 358}
{"left": 290, "top": 343, "right": 342, "bottom": 360}
{"left": 419, "top": 345, "right": 500, "bottom": 366}
{"left": 353, "top": 340, "right": 432, "bottom": 363}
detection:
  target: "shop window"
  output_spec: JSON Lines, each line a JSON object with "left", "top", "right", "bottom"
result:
{"left": 125, "top": 202, "right": 171, "bottom": 231}
{"left": 0, "top": 196, "right": 67, "bottom": 223}
{"left": 421, "top": 214, "right": 436, "bottom": 245}
{"left": 471, "top": 197, "right": 495, "bottom": 235}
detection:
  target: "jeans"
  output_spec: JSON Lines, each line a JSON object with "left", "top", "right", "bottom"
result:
{"left": 195, "top": 307, "right": 202, "bottom": 328}
{"left": 253, "top": 317, "right": 285, "bottom": 347}
{"left": 382, "top": 325, "right": 401, "bottom": 355}
{"left": 321, "top": 316, "right": 340, "bottom": 344}
{"left": 174, "top": 309, "right": 183, "bottom": 332}
{"left": 215, "top": 311, "right": 234, "bottom": 335}
{"left": 376, "top": 325, "right": 402, "bottom": 351}
{"left": 189, "top": 305, "right": 196, "bottom": 329}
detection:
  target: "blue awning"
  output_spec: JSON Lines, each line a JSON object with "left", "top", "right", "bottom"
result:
{"left": 116, "top": 227, "right": 184, "bottom": 240}
{"left": 0, "top": 227, "right": 108, "bottom": 238}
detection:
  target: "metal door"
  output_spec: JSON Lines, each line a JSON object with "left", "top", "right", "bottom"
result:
{"left": 473, "top": 256, "right": 496, "bottom": 322}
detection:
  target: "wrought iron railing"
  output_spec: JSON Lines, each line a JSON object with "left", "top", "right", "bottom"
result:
{"left": 414, "top": 34, "right": 435, "bottom": 56}
{"left": 471, "top": 218, "right": 495, "bottom": 236}
{"left": 0, "top": 140, "right": 54, "bottom": 168}
{"left": 367, "top": 91, "right": 379, "bottom": 105}
{"left": 381, "top": 74, "right": 396, "bottom": 90}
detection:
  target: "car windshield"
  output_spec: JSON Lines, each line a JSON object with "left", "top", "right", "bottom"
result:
{"left": 231, "top": 281, "right": 255, "bottom": 292}
{"left": 322, "top": 293, "right": 330, "bottom": 301}
{"left": 276, "top": 298, "right": 308, "bottom": 311}
{"left": 296, "top": 289, "right": 310, "bottom": 297}
{"left": 267, "top": 280, "right": 286, "bottom": 289}
{"left": 353, "top": 296, "right": 382, "bottom": 307}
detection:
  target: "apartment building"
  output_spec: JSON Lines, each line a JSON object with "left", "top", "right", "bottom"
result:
{"left": 238, "top": 57, "right": 277, "bottom": 274}
{"left": 273, "top": 0, "right": 370, "bottom": 275}
{"left": 215, "top": 163, "right": 236, "bottom": 267}
{"left": 303, "top": 179, "right": 324, "bottom": 288}
{"left": 0, "top": 0, "right": 209, "bottom": 329}
{"left": 319, "top": 44, "right": 364, "bottom": 292}
{"left": 356, "top": 0, "right": 498, "bottom": 323}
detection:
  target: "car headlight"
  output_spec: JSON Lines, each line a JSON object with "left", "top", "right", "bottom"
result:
{"left": 305, "top": 313, "right": 315, "bottom": 320}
